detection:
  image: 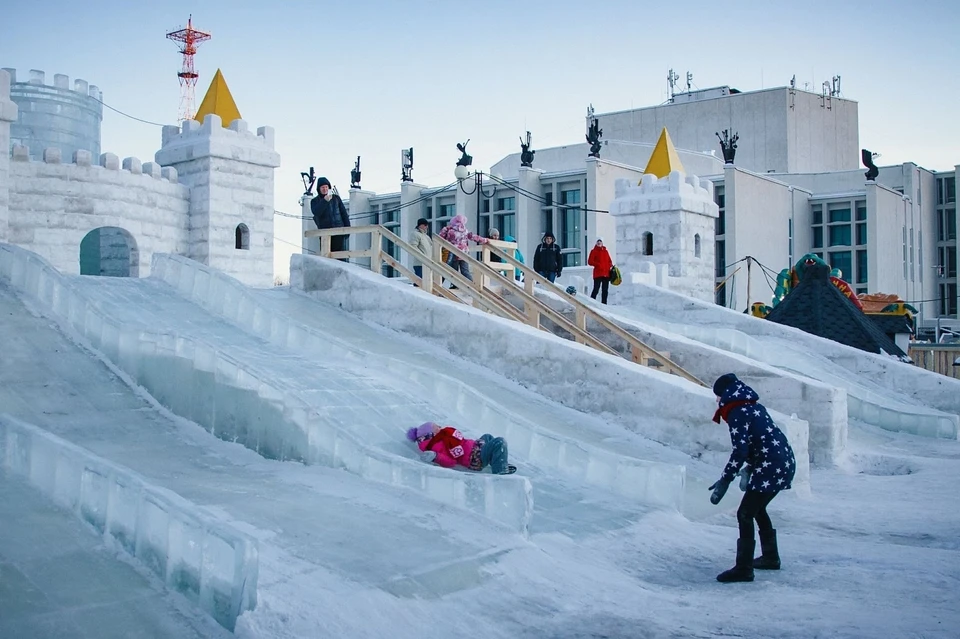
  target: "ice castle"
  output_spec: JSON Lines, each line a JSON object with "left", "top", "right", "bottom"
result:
{"left": 0, "top": 68, "right": 279, "bottom": 287}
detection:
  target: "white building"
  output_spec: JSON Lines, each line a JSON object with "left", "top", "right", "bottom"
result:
{"left": 322, "top": 83, "right": 957, "bottom": 323}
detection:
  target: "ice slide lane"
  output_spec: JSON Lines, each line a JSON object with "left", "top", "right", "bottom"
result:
{"left": 149, "top": 255, "right": 712, "bottom": 519}
{"left": 0, "top": 281, "right": 524, "bottom": 614}
{"left": 0, "top": 471, "right": 231, "bottom": 639}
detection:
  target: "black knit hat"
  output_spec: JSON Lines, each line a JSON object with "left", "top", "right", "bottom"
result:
{"left": 416, "top": 218, "right": 429, "bottom": 227}
{"left": 316, "top": 177, "right": 331, "bottom": 188}
{"left": 712, "top": 373, "right": 738, "bottom": 397}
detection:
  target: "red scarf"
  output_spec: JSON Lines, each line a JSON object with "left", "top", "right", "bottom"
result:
{"left": 713, "top": 399, "right": 756, "bottom": 424}
{"left": 425, "top": 426, "right": 467, "bottom": 458}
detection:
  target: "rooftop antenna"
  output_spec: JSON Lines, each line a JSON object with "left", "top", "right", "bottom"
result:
{"left": 685, "top": 71, "right": 693, "bottom": 92}
{"left": 667, "top": 69, "right": 679, "bottom": 101}
{"left": 166, "top": 15, "right": 212, "bottom": 122}
{"left": 790, "top": 74, "right": 796, "bottom": 89}
{"left": 831, "top": 75, "right": 841, "bottom": 97}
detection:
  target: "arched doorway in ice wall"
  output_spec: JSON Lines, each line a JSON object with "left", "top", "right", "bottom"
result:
{"left": 79, "top": 227, "right": 140, "bottom": 277}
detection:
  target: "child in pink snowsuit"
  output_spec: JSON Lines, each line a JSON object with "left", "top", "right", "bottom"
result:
{"left": 438, "top": 215, "right": 487, "bottom": 282}
{"left": 406, "top": 422, "right": 514, "bottom": 474}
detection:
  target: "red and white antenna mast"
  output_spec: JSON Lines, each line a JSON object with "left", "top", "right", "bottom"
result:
{"left": 165, "top": 15, "right": 212, "bottom": 122}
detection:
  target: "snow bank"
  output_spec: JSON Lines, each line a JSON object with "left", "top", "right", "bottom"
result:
{"left": 291, "top": 254, "right": 810, "bottom": 491}
{"left": 0, "top": 414, "right": 258, "bottom": 631}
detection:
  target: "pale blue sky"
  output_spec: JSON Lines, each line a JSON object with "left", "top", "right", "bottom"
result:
{"left": 3, "top": 0, "right": 958, "bottom": 273}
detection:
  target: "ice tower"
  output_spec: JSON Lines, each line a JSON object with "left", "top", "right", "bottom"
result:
{"left": 155, "top": 113, "right": 280, "bottom": 287}
{"left": 609, "top": 128, "right": 719, "bottom": 302}
{"left": 0, "top": 69, "right": 18, "bottom": 238}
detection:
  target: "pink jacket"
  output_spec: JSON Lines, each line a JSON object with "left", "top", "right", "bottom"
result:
{"left": 417, "top": 426, "right": 477, "bottom": 469}
{"left": 439, "top": 214, "right": 488, "bottom": 251}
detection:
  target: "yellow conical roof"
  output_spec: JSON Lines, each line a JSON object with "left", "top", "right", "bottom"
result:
{"left": 195, "top": 69, "right": 241, "bottom": 127}
{"left": 642, "top": 127, "right": 685, "bottom": 179}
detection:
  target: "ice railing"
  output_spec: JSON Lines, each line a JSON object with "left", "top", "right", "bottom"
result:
{"left": 604, "top": 302, "right": 958, "bottom": 440}
{"left": 150, "top": 254, "right": 688, "bottom": 511}
{"left": 0, "top": 414, "right": 257, "bottom": 632}
{"left": 0, "top": 243, "right": 534, "bottom": 534}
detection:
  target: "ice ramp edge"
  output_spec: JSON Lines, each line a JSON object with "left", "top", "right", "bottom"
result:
{"left": 0, "top": 244, "right": 535, "bottom": 535}
{"left": 0, "top": 414, "right": 258, "bottom": 632}
{"left": 148, "top": 253, "right": 687, "bottom": 513}
{"left": 679, "top": 322, "right": 960, "bottom": 441}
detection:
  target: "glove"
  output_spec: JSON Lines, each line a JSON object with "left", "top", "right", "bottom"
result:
{"left": 738, "top": 467, "right": 751, "bottom": 492}
{"left": 419, "top": 450, "right": 437, "bottom": 463}
{"left": 708, "top": 477, "right": 731, "bottom": 505}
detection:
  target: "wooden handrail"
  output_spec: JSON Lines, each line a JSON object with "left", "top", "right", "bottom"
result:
{"left": 481, "top": 242, "right": 704, "bottom": 385}
{"left": 302, "top": 225, "right": 703, "bottom": 386}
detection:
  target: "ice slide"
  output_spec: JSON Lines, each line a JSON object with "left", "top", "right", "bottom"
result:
{"left": 0, "top": 258, "right": 529, "bottom": 631}
{"left": 1, "top": 243, "right": 734, "bottom": 629}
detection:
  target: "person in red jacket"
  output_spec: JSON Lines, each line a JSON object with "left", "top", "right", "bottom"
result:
{"left": 587, "top": 238, "right": 613, "bottom": 304}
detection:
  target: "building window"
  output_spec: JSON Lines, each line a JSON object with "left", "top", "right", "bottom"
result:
{"left": 643, "top": 232, "right": 654, "bottom": 256}
{"left": 813, "top": 227, "right": 823, "bottom": 249}
{"left": 695, "top": 234, "right": 701, "bottom": 258}
{"left": 714, "top": 186, "right": 726, "bottom": 236}
{"left": 829, "top": 251, "right": 852, "bottom": 281}
{"left": 788, "top": 218, "right": 794, "bottom": 265}
{"left": 812, "top": 204, "right": 823, "bottom": 225}
{"left": 497, "top": 197, "right": 516, "bottom": 211}
{"left": 828, "top": 204, "right": 851, "bottom": 223}
{"left": 481, "top": 199, "right": 491, "bottom": 214}
{"left": 829, "top": 225, "right": 852, "bottom": 246}
{"left": 940, "top": 283, "right": 958, "bottom": 316}
{"left": 856, "top": 222, "right": 867, "bottom": 245}
{"left": 559, "top": 186, "right": 582, "bottom": 265}
{"left": 235, "top": 224, "right": 249, "bottom": 250}
{"left": 856, "top": 250, "right": 868, "bottom": 284}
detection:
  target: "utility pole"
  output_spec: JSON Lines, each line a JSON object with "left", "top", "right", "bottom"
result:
{"left": 746, "top": 256, "right": 752, "bottom": 310}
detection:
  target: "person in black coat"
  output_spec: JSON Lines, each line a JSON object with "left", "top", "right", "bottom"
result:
{"left": 532, "top": 232, "right": 563, "bottom": 283}
{"left": 310, "top": 177, "right": 350, "bottom": 260}
{"left": 708, "top": 373, "right": 796, "bottom": 583}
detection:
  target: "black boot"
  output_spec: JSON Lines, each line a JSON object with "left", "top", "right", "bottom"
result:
{"left": 754, "top": 529, "right": 781, "bottom": 570}
{"left": 717, "top": 538, "right": 755, "bottom": 583}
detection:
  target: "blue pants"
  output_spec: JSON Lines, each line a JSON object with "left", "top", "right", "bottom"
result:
{"left": 413, "top": 265, "right": 423, "bottom": 279}
{"left": 478, "top": 434, "right": 509, "bottom": 474}
{"left": 447, "top": 254, "right": 473, "bottom": 282}
{"left": 537, "top": 270, "right": 556, "bottom": 283}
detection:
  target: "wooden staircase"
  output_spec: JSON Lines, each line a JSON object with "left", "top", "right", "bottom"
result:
{"left": 304, "top": 225, "right": 704, "bottom": 386}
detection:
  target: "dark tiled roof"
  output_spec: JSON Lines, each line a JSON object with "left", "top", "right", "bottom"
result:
{"left": 765, "top": 261, "right": 908, "bottom": 360}
{"left": 867, "top": 314, "right": 915, "bottom": 341}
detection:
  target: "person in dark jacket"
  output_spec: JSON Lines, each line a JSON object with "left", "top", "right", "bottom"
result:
{"left": 310, "top": 177, "right": 350, "bottom": 261}
{"left": 533, "top": 232, "right": 563, "bottom": 283}
{"left": 708, "top": 373, "right": 796, "bottom": 583}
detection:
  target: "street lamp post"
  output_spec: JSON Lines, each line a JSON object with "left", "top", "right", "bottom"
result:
{"left": 454, "top": 140, "right": 497, "bottom": 235}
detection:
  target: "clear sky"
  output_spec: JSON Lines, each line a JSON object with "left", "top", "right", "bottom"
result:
{"left": 3, "top": 0, "right": 958, "bottom": 278}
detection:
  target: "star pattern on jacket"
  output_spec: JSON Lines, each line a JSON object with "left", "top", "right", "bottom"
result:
{"left": 716, "top": 379, "right": 797, "bottom": 493}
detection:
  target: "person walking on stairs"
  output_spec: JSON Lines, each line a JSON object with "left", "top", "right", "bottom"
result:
{"left": 708, "top": 373, "right": 796, "bottom": 583}
{"left": 587, "top": 238, "right": 613, "bottom": 304}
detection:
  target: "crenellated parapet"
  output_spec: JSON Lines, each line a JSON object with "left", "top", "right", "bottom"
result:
{"left": 1, "top": 68, "right": 102, "bottom": 102}
{"left": 9, "top": 144, "right": 181, "bottom": 184}
{"left": 610, "top": 171, "right": 717, "bottom": 218}
{"left": 156, "top": 114, "right": 279, "bottom": 169}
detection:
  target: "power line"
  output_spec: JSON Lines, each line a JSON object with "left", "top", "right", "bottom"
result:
{"left": 90, "top": 95, "right": 168, "bottom": 127}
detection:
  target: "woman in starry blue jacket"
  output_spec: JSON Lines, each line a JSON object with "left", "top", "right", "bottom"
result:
{"left": 708, "top": 373, "right": 796, "bottom": 583}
